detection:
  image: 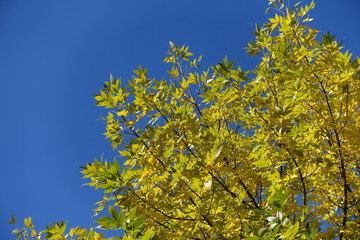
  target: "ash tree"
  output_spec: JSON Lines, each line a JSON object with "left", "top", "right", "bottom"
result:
{"left": 11, "top": 0, "right": 360, "bottom": 239}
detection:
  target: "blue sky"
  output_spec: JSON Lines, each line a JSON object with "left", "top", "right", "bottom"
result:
{"left": 1, "top": 0, "right": 359, "bottom": 238}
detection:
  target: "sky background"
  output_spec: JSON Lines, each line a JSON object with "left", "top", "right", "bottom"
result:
{"left": 1, "top": 0, "right": 359, "bottom": 238}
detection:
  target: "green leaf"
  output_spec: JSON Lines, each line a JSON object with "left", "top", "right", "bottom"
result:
{"left": 141, "top": 229, "right": 154, "bottom": 240}
{"left": 15, "top": 232, "right": 22, "bottom": 240}
{"left": 258, "top": 227, "right": 269, "bottom": 237}
{"left": 8, "top": 214, "right": 16, "bottom": 224}
{"left": 283, "top": 224, "right": 293, "bottom": 238}
{"left": 129, "top": 206, "right": 138, "bottom": 220}
{"left": 292, "top": 222, "right": 300, "bottom": 236}
{"left": 109, "top": 206, "right": 119, "bottom": 221}
{"left": 95, "top": 216, "right": 114, "bottom": 227}
{"left": 119, "top": 210, "right": 125, "bottom": 225}
{"left": 272, "top": 200, "right": 282, "bottom": 209}
{"left": 133, "top": 214, "right": 146, "bottom": 229}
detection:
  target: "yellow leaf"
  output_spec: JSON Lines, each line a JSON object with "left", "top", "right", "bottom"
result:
{"left": 24, "top": 217, "right": 32, "bottom": 228}
{"left": 30, "top": 229, "right": 37, "bottom": 237}
{"left": 117, "top": 109, "right": 128, "bottom": 116}
{"left": 303, "top": 18, "right": 313, "bottom": 22}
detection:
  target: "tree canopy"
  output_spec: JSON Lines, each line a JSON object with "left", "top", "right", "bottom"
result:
{"left": 11, "top": 0, "right": 360, "bottom": 239}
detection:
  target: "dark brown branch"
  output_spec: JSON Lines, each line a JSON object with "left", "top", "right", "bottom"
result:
{"left": 188, "top": 196, "right": 214, "bottom": 228}
{"left": 334, "top": 129, "right": 348, "bottom": 238}
{"left": 127, "top": 187, "right": 195, "bottom": 221}
{"left": 208, "top": 171, "right": 237, "bottom": 198}
{"left": 251, "top": 102, "right": 307, "bottom": 205}
{"left": 319, "top": 81, "right": 335, "bottom": 122}
{"left": 121, "top": 115, "right": 169, "bottom": 171}
{"left": 183, "top": 180, "right": 202, "bottom": 202}
{"left": 155, "top": 220, "right": 172, "bottom": 231}
{"left": 285, "top": 148, "right": 307, "bottom": 205}
{"left": 222, "top": 114, "right": 233, "bottom": 140}
{"left": 322, "top": 189, "right": 342, "bottom": 208}
{"left": 236, "top": 174, "right": 261, "bottom": 209}
{"left": 349, "top": 198, "right": 360, "bottom": 209}
{"left": 199, "top": 225, "right": 209, "bottom": 239}
{"left": 152, "top": 104, "right": 199, "bottom": 159}
{"left": 146, "top": 176, "right": 175, "bottom": 198}
{"left": 303, "top": 100, "right": 328, "bottom": 122}
{"left": 186, "top": 88, "right": 204, "bottom": 118}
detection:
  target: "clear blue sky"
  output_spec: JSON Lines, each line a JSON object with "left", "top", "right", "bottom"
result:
{"left": 1, "top": 0, "right": 359, "bottom": 238}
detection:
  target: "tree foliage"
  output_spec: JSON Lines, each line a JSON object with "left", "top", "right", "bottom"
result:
{"left": 11, "top": 0, "right": 360, "bottom": 239}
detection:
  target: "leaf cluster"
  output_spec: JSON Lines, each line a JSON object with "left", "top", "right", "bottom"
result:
{"left": 10, "top": 0, "right": 360, "bottom": 239}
